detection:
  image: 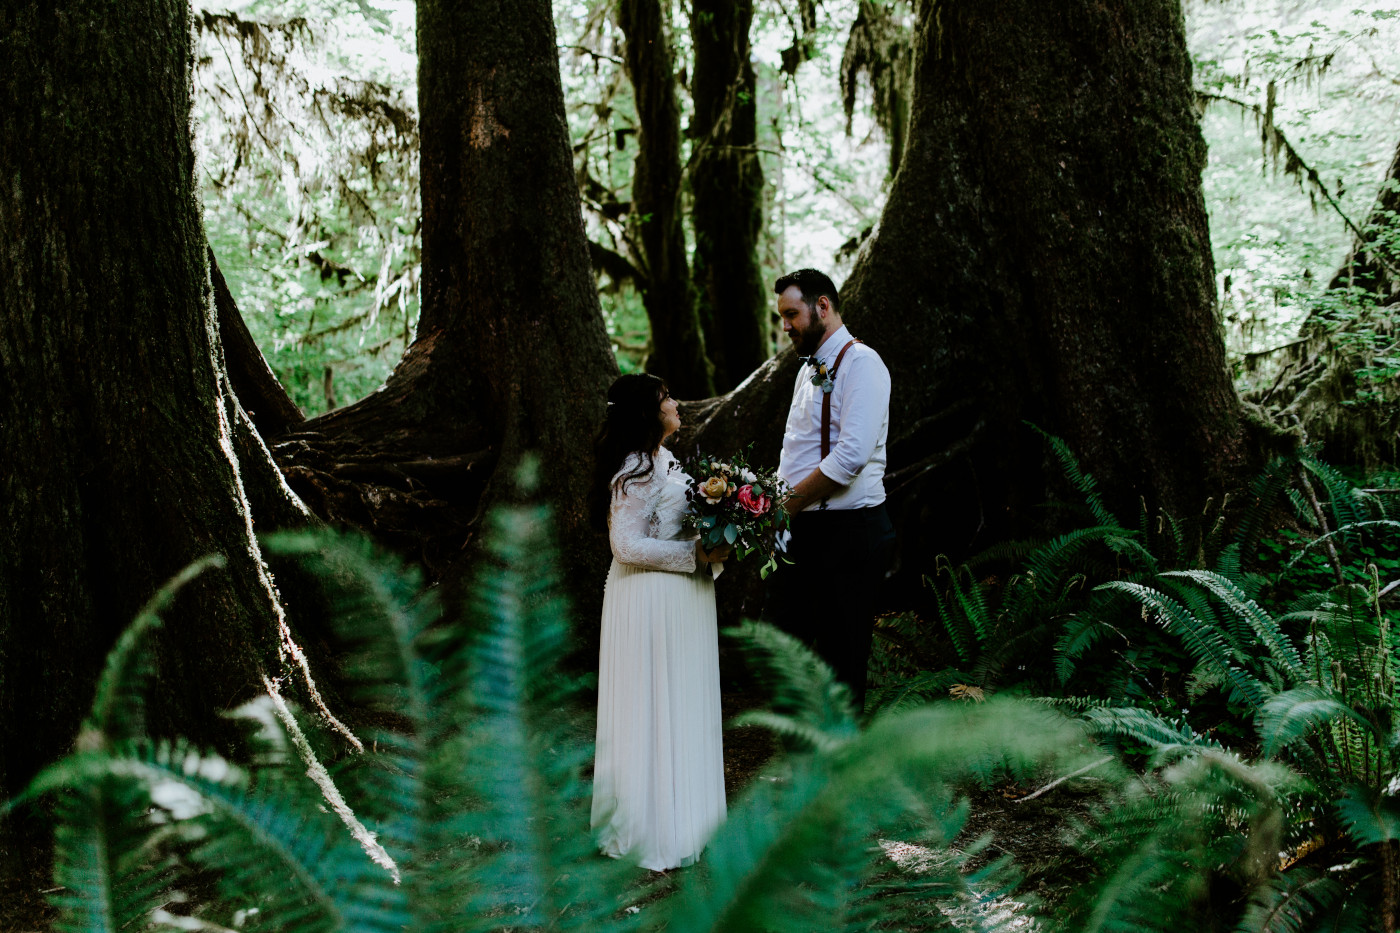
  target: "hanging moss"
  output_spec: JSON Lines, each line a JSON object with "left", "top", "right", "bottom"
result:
{"left": 840, "top": 0, "right": 913, "bottom": 179}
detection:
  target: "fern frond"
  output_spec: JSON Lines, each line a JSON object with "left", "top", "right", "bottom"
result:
{"left": 1214, "top": 542, "right": 1244, "bottom": 583}
{"left": 662, "top": 759, "right": 861, "bottom": 933}
{"left": 726, "top": 621, "right": 858, "bottom": 748}
{"left": 730, "top": 710, "right": 850, "bottom": 754}
{"left": 863, "top": 669, "right": 967, "bottom": 717}
{"left": 1161, "top": 571, "right": 1305, "bottom": 683}
{"left": 1258, "top": 686, "right": 1376, "bottom": 758}
{"left": 1078, "top": 706, "right": 1216, "bottom": 751}
{"left": 1335, "top": 784, "right": 1400, "bottom": 846}
{"left": 1028, "top": 424, "right": 1120, "bottom": 528}
{"left": 670, "top": 697, "right": 1093, "bottom": 933}
{"left": 49, "top": 781, "right": 169, "bottom": 933}
{"left": 1232, "top": 867, "right": 1345, "bottom": 933}
{"left": 1235, "top": 456, "right": 1299, "bottom": 557}
{"left": 1054, "top": 616, "right": 1126, "bottom": 685}
{"left": 965, "top": 537, "right": 1042, "bottom": 572}
{"left": 1103, "top": 533, "right": 1158, "bottom": 576}
{"left": 23, "top": 740, "right": 402, "bottom": 933}
{"left": 1004, "top": 526, "right": 1121, "bottom": 623}
{"left": 260, "top": 530, "right": 444, "bottom": 888}
{"left": 1302, "top": 458, "right": 1368, "bottom": 534}
{"left": 451, "top": 501, "right": 632, "bottom": 931}
{"left": 1097, "top": 581, "right": 1268, "bottom": 710}
{"left": 1280, "top": 520, "right": 1400, "bottom": 574}
{"left": 927, "top": 570, "right": 979, "bottom": 667}
{"left": 86, "top": 556, "right": 225, "bottom": 743}
{"left": 263, "top": 531, "right": 439, "bottom": 727}
{"left": 1161, "top": 510, "right": 1188, "bottom": 568}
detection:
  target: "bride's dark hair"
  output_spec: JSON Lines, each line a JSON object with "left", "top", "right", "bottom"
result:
{"left": 591, "top": 373, "right": 670, "bottom": 529}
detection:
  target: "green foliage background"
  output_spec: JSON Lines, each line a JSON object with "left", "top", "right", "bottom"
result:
{"left": 196, "top": 0, "right": 1400, "bottom": 416}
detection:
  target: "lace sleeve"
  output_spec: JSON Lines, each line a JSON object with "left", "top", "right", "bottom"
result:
{"left": 608, "top": 468, "right": 697, "bottom": 574}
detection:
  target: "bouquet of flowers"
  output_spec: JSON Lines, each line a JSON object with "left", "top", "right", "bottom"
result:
{"left": 679, "top": 448, "right": 792, "bottom": 578}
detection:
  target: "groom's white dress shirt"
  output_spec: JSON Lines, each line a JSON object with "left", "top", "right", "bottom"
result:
{"left": 778, "top": 324, "right": 891, "bottom": 512}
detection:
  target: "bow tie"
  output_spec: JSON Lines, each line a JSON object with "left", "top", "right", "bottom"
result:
{"left": 798, "top": 355, "right": 821, "bottom": 368}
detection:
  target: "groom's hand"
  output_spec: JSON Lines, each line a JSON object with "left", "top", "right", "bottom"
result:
{"left": 784, "top": 468, "right": 845, "bottom": 516}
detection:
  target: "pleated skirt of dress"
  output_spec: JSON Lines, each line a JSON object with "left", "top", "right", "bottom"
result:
{"left": 591, "top": 559, "right": 727, "bottom": 871}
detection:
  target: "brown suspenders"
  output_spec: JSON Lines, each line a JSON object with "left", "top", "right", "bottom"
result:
{"left": 821, "top": 338, "right": 861, "bottom": 460}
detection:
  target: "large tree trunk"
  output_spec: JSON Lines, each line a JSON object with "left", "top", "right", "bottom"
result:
{"left": 0, "top": 0, "right": 314, "bottom": 798}
{"left": 679, "top": 0, "right": 1253, "bottom": 600}
{"left": 619, "top": 0, "right": 713, "bottom": 399}
{"left": 1249, "top": 139, "right": 1400, "bottom": 468}
{"left": 690, "top": 0, "right": 770, "bottom": 393}
{"left": 1329, "top": 140, "right": 1400, "bottom": 303}
{"left": 273, "top": 0, "right": 618, "bottom": 596}
{"left": 211, "top": 248, "right": 306, "bottom": 440}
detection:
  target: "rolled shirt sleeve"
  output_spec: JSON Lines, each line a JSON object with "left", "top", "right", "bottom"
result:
{"left": 817, "top": 351, "right": 891, "bottom": 487}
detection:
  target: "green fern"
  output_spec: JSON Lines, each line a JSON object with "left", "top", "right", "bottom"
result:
{"left": 727, "top": 620, "right": 859, "bottom": 750}
{"left": 1162, "top": 571, "right": 1305, "bottom": 684}
{"left": 1335, "top": 784, "right": 1400, "bottom": 846}
{"left": 86, "top": 555, "right": 226, "bottom": 745}
{"left": 1232, "top": 867, "right": 1346, "bottom": 933}
{"left": 1076, "top": 705, "right": 1217, "bottom": 753}
{"left": 1097, "top": 580, "right": 1267, "bottom": 710}
{"left": 1234, "top": 455, "right": 1299, "bottom": 558}
{"left": 1301, "top": 457, "right": 1369, "bottom": 536}
{"left": 47, "top": 781, "right": 169, "bottom": 933}
{"left": 676, "top": 638, "right": 1098, "bottom": 933}
{"left": 1028, "top": 423, "right": 1120, "bottom": 529}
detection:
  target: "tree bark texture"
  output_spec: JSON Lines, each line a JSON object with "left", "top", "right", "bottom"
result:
{"left": 678, "top": 0, "right": 1251, "bottom": 601}
{"left": 211, "top": 248, "right": 306, "bottom": 440}
{"left": 620, "top": 0, "right": 713, "bottom": 399}
{"left": 0, "top": 0, "right": 312, "bottom": 796}
{"left": 274, "top": 0, "right": 618, "bottom": 591}
{"left": 690, "top": 0, "right": 770, "bottom": 393}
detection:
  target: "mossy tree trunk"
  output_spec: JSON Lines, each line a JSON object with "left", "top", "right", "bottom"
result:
{"left": 0, "top": 0, "right": 312, "bottom": 797}
{"left": 690, "top": 0, "right": 769, "bottom": 393}
{"left": 1329, "top": 140, "right": 1400, "bottom": 303}
{"left": 273, "top": 0, "right": 618, "bottom": 593}
{"left": 619, "top": 0, "right": 713, "bottom": 399}
{"left": 678, "top": 0, "right": 1251, "bottom": 597}
{"left": 1253, "top": 140, "right": 1400, "bottom": 467}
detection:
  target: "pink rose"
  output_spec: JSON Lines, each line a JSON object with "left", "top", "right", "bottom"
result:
{"left": 737, "top": 484, "right": 771, "bottom": 516}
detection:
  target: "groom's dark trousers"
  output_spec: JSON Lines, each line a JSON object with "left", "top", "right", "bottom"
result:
{"left": 764, "top": 503, "right": 895, "bottom": 711}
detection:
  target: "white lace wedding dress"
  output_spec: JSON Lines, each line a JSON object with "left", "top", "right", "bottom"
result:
{"left": 591, "top": 447, "right": 726, "bottom": 871}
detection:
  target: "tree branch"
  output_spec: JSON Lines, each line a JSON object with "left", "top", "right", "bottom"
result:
{"left": 1197, "top": 91, "right": 1379, "bottom": 259}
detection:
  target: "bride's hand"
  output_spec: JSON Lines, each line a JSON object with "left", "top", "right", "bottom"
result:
{"left": 695, "top": 541, "right": 732, "bottom": 564}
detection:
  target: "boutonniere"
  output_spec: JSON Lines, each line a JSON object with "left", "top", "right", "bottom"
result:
{"left": 809, "top": 361, "right": 834, "bottom": 394}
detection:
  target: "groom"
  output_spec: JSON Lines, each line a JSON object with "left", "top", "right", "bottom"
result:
{"left": 768, "top": 268, "right": 894, "bottom": 711}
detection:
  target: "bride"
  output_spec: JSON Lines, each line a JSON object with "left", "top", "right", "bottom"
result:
{"left": 589, "top": 373, "right": 729, "bottom": 871}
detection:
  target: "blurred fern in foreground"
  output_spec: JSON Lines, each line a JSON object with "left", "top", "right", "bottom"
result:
{"left": 6, "top": 494, "right": 1118, "bottom": 933}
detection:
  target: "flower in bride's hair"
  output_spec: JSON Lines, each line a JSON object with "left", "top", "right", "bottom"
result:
{"left": 699, "top": 475, "right": 728, "bottom": 504}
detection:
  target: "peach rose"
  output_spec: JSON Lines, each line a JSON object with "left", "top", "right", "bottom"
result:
{"left": 699, "top": 475, "right": 729, "bottom": 503}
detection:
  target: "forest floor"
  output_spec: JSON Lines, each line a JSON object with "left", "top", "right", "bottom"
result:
{"left": 0, "top": 824, "right": 55, "bottom": 932}
{"left": 610, "top": 689, "right": 1100, "bottom": 929}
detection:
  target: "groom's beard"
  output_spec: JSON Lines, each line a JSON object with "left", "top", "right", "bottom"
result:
{"left": 790, "top": 326, "right": 824, "bottom": 357}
